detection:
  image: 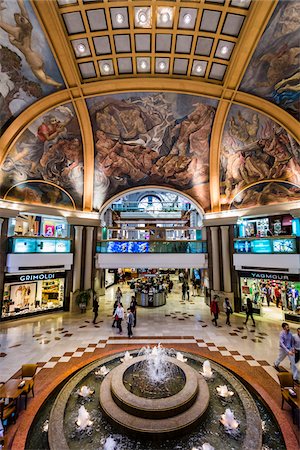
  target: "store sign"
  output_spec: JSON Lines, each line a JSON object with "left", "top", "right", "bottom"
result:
{"left": 239, "top": 271, "right": 299, "bottom": 282}
{"left": 6, "top": 272, "right": 65, "bottom": 283}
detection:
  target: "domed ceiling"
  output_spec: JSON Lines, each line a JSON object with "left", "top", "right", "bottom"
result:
{"left": 0, "top": 0, "right": 299, "bottom": 214}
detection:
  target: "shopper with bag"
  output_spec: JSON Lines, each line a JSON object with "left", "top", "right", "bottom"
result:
{"left": 114, "top": 302, "right": 124, "bottom": 334}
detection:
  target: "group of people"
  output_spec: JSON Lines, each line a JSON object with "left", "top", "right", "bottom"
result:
{"left": 112, "top": 287, "right": 137, "bottom": 338}
{"left": 210, "top": 295, "right": 233, "bottom": 327}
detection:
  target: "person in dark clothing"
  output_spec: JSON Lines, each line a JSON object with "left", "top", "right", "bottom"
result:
{"left": 182, "top": 282, "right": 187, "bottom": 301}
{"left": 112, "top": 299, "right": 118, "bottom": 327}
{"left": 130, "top": 295, "right": 137, "bottom": 327}
{"left": 127, "top": 308, "right": 134, "bottom": 338}
{"left": 92, "top": 295, "right": 99, "bottom": 324}
{"left": 223, "top": 297, "right": 232, "bottom": 326}
{"left": 210, "top": 295, "right": 220, "bottom": 326}
{"left": 186, "top": 283, "right": 190, "bottom": 301}
{"left": 244, "top": 297, "right": 255, "bottom": 326}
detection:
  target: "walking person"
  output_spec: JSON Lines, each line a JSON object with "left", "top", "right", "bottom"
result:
{"left": 186, "top": 283, "right": 190, "bottom": 301}
{"left": 274, "top": 323, "right": 297, "bottom": 382}
{"left": 243, "top": 297, "right": 255, "bottom": 326}
{"left": 211, "top": 295, "right": 220, "bottom": 327}
{"left": 115, "top": 286, "right": 123, "bottom": 303}
{"left": 127, "top": 308, "right": 134, "bottom": 338}
{"left": 192, "top": 279, "right": 197, "bottom": 297}
{"left": 182, "top": 282, "right": 186, "bottom": 301}
{"left": 111, "top": 299, "right": 118, "bottom": 328}
{"left": 114, "top": 302, "right": 124, "bottom": 334}
{"left": 130, "top": 295, "right": 137, "bottom": 327}
{"left": 293, "top": 327, "right": 300, "bottom": 383}
{"left": 92, "top": 293, "right": 99, "bottom": 324}
{"left": 223, "top": 297, "right": 232, "bottom": 326}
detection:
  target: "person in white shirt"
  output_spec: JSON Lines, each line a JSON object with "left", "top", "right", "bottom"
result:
{"left": 114, "top": 302, "right": 124, "bottom": 334}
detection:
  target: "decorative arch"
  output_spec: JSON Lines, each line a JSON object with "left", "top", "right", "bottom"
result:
{"left": 99, "top": 186, "right": 205, "bottom": 222}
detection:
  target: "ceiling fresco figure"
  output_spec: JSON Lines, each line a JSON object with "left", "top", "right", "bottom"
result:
{"left": 231, "top": 182, "right": 300, "bottom": 210}
{"left": 88, "top": 93, "right": 217, "bottom": 212}
{"left": 0, "top": 104, "right": 83, "bottom": 209}
{"left": 220, "top": 105, "right": 300, "bottom": 208}
{"left": 240, "top": 0, "right": 300, "bottom": 121}
{"left": 0, "top": 0, "right": 64, "bottom": 134}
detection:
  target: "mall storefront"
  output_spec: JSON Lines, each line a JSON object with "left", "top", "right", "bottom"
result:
{"left": 238, "top": 270, "right": 300, "bottom": 322}
{"left": 1, "top": 271, "right": 66, "bottom": 320}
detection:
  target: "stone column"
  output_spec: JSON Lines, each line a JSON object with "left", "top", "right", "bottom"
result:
{"left": 211, "top": 227, "right": 220, "bottom": 291}
{"left": 72, "top": 225, "right": 84, "bottom": 292}
{"left": 84, "top": 227, "right": 94, "bottom": 290}
{"left": 221, "top": 225, "right": 231, "bottom": 293}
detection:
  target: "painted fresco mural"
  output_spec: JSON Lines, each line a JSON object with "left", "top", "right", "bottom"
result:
{"left": 240, "top": 0, "right": 300, "bottom": 121}
{"left": 220, "top": 105, "right": 300, "bottom": 209}
{"left": 0, "top": 103, "right": 83, "bottom": 209}
{"left": 0, "top": 0, "right": 64, "bottom": 134}
{"left": 4, "top": 181, "right": 75, "bottom": 209}
{"left": 88, "top": 93, "right": 217, "bottom": 211}
{"left": 231, "top": 182, "right": 300, "bottom": 210}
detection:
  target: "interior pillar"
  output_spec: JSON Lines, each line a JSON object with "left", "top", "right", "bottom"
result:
{"left": 211, "top": 227, "right": 220, "bottom": 291}
{"left": 84, "top": 226, "right": 94, "bottom": 290}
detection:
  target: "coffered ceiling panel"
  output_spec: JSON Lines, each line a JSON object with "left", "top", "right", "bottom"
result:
{"left": 57, "top": 0, "right": 253, "bottom": 83}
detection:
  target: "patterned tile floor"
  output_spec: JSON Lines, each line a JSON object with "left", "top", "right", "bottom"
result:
{"left": 1, "top": 282, "right": 298, "bottom": 385}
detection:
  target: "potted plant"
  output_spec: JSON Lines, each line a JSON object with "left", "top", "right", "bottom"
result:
{"left": 73, "top": 288, "right": 93, "bottom": 313}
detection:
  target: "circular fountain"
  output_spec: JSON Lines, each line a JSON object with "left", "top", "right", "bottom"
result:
{"left": 100, "top": 355, "right": 209, "bottom": 435}
{"left": 42, "top": 347, "right": 277, "bottom": 450}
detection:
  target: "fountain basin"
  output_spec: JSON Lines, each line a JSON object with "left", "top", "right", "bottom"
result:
{"left": 47, "top": 351, "right": 265, "bottom": 450}
{"left": 99, "top": 355, "right": 209, "bottom": 436}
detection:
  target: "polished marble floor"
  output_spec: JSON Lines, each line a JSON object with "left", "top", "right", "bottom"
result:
{"left": 1, "top": 282, "right": 298, "bottom": 384}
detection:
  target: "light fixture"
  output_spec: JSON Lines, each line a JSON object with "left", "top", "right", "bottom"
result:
{"left": 220, "top": 45, "right": 229, "bottom": 55}
{"left": 195, "top": 64, "right": 203, "bottom": 74}
{"left": 161, "top": 12, "right": 170, "bottom": 23}
{"left": 140, "top": 60, "right": 147, "bottom": 70}
{"left": 77, "top": 43, "right": 86, "bottom": 54}
{"left": 116, "top": 13, "right": 124, "bottom": 24}
{"left": 159, "top": 61, "right": 166, "bottom": 71}
{"left": 102, "top": 63, "right": 110, "bottom": 73}
{"left": 138, "top": 11, "right": 147, "bottom": 24}
{"left": 183, "top": 13, "right": 192, "bottom": 25}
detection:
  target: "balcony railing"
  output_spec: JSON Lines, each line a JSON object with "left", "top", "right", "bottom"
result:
{"left": 234, "top": 236, "right": 298, "bottom": 254}
{"left": 8, "top": 236, "right": 72, "bottom": 254}
{"left": 96, "top": 240, "right": 207, "bottom": 253}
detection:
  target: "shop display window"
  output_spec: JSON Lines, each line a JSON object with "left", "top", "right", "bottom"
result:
{"left": 240, "top": 276, "right": 300, "bottom": 316}
{"left": 8, "top": 215, "right": 69, "bottom": 238}
{"left": 1, "top": 276, "right": 65, "bottom": 318}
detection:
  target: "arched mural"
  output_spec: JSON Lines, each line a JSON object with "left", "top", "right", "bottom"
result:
{"left": 88, "top": 92, "right": 217, "bottom": 212}
{"left": 240, "top": 0, "right": 300, "bottom": 121}
{"left": 4, "top": 181, "right": 75, "bottom": 210}
{"left": 220, "top": 105, "right": 300, "bottom": 209}
{"left": 0, "top": 103, "right": 83, "bottom": 209}
{"left": 0, "top": 0, "right": 64, "bottom": 135}
{"left": 230, "top": 181, "right": 300, "bottom": 210}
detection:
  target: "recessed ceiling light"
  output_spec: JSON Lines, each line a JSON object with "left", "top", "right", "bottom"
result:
{"left": 138, "top": 11, "right": 147, "bottom": 24}
{"left": 77, "top": 43, "right": 86, "bottom": 53}
{"left": 183, "top": 13, "right": 192, "bottom": 25}
{"left": 158, "top": 61, "right": 166, "bottom": 71}
{"left": 102, "top": 63, "right": 110, "bottom": 73}
{"left": 221, "top": 46, "right": 229, "bottom": 55}
{"left": 116, "top": 13, "right": 124, "bottom": 24}
{"left": 139, "top": 60, "right": 148, "bottom": 70}
{"left": 195, "top": 64, "right": 203, "bottom": 74}
{"left": 161, "top": 12, "right": 170, "bottom": 23}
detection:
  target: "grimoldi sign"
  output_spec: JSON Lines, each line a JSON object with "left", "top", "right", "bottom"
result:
{"left": 6, "top": 272, "right": 65, "bottom": 283}
{"left": 240, "top": 271, "right": 299, "bottom": 282}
